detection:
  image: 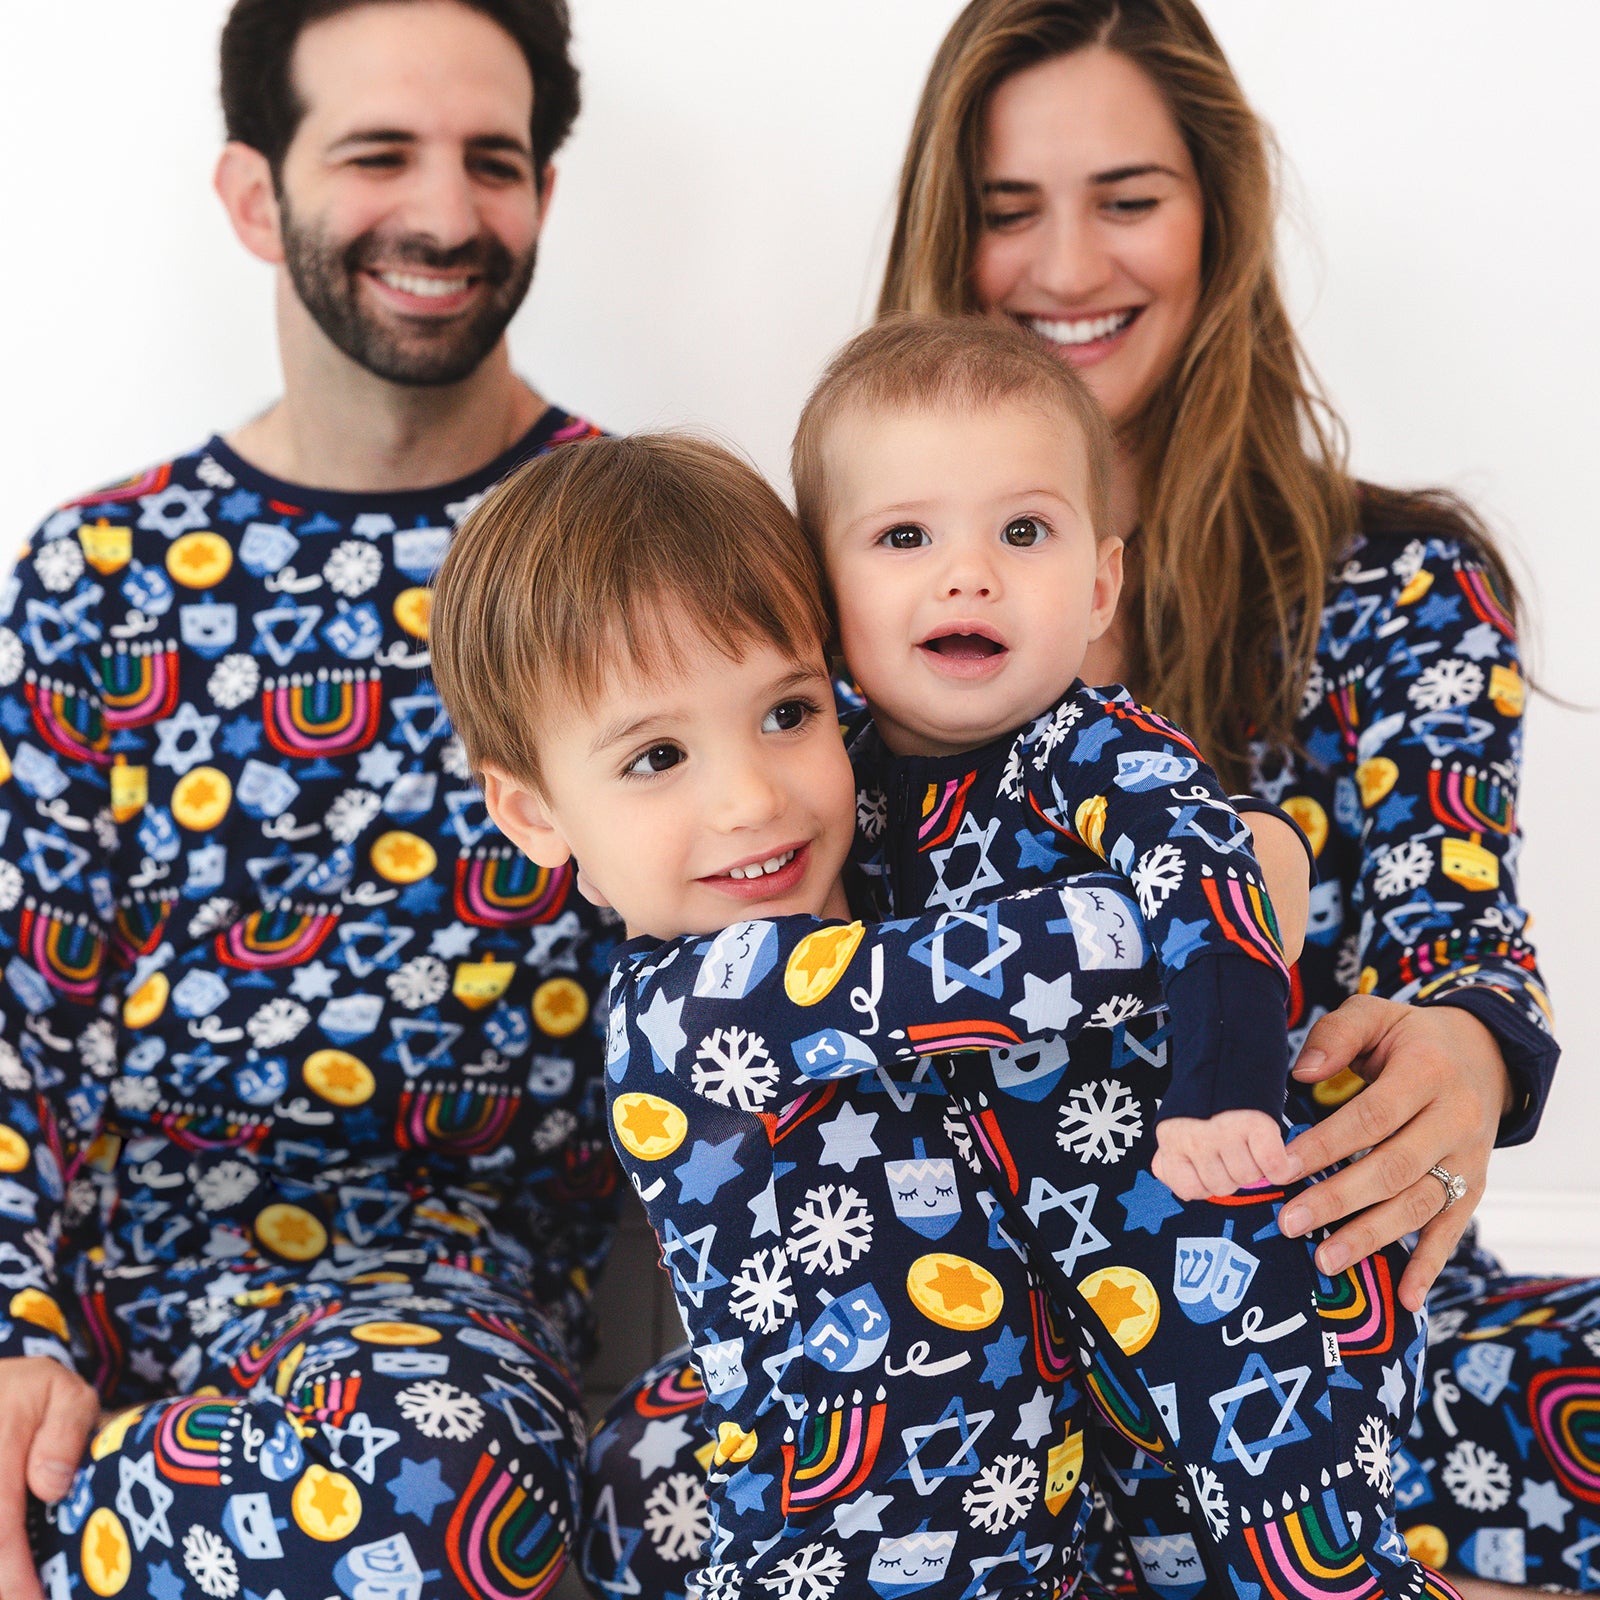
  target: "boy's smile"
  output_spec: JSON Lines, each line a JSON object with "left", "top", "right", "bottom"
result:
{"left": 481, "top": 629, "right": 856, "bottom": 940}
{"left": 822, "top": 399, "right": 1123, "bottom": 759}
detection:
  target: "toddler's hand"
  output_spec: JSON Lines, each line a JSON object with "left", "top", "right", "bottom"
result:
{"left": 1152, "top": 1109, "right": 1298, "bottom": 1201}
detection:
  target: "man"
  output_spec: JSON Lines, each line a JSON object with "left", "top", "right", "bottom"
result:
{"left": 0, "top": 6, "right": 616, "bottom": 1598}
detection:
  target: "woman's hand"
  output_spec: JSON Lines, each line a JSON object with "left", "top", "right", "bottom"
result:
{"left": 1278, "top": 996, "right": 1513, "bottom": 1312}
{"left": 0, "top": 1356, "right": 100, "bottom": 1600}
{"left": 1242, "top": 812, "right": 1309, "bottom": 965}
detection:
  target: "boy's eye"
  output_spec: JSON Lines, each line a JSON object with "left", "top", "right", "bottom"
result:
{"left": 625, "top": 742, "right": 684, "bottom": 777}
{"left": 880, "top": 524, "right": 927, "bottom": 550}
{"left": 762, "top": 698, "right": 815, "bottom": 734}
{"left": 1003, "top": 516, "right": 1048, "bottom": 547}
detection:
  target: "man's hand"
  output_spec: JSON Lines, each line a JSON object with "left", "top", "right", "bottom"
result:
{"left": 0, "top": 1357, "right": 100, "bottom": 1600}
{"left": 1152, "top": 1108, "right": 1299, "bottom": 1201}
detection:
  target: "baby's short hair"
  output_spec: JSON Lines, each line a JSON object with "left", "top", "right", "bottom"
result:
{"left": 432, "top": 433, "right": 831, "bottom": 791}
{"left": 792, "top": 314, "right": 1114, "bottom": 547}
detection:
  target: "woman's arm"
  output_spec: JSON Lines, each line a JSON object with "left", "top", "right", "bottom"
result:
{"left": 1279, "top": 534, "right": 1558, "bottom": 1308}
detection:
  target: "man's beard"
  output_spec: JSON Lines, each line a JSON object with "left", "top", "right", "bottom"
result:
{"left": 281, "top": 202, "right": 537, "bottom": 387}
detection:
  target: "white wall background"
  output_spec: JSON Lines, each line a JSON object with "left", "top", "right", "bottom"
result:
{"left": 1, "top": 1, "right": 1595, "bottom": 1268}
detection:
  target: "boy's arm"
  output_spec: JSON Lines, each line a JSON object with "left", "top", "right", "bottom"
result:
{"left": 1024, "top": 686, "right": 1292, "bottom": 1125}
{"left": 605, "top": 869, "right": 1164, "bottom": 1096}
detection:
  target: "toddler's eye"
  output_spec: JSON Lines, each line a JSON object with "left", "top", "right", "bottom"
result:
{"left": 1004, "top": 516, "right": 1048, "bottom": 547}
{"left": 625, "top": 743, "right": 684, "bottom": 777}
{"left": 880, "top": 524, "right": 927, "bottom": 550}
{"left": 762, "top": 699, "right": 813, "bottom": 734}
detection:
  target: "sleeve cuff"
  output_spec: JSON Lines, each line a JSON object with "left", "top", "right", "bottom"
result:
{"left": 1419, "top": 986, "right": 1561, "bottom": 1147}
{"left": 1157, "top": 957, "right": 1292, "bottom": 1124}
{"left": 1230, "top": 795, "right": 1319, "bottom": 887}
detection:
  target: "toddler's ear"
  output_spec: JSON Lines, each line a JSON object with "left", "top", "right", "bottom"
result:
{"left": 1088, "top": 536, "right": 1125, "bottom": 642}
{"left": 480, "top": 767, "right": 572, "bottom": 869}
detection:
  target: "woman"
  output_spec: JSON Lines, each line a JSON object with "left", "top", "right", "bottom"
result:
{"left": 879, "top": 1, "right": 1569, "bottom": 1593}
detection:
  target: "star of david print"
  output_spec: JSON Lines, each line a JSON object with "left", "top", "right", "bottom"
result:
{"left": 1208, "top": 1352, "right": 1313, "bottom": 1476}
{"left": 113, "top": 1452, "right": 174, "bottom": 1552}
{"left": 1020, "top": 1178, "right": 1108, "bottom": 1276}
{"left": 893, "top": 1394, "right": 995, "bottom": 1494}
{"left": 927, "top": 812, "right": 1004, "bottom": 912}
{"left": 660, "top": 1220, "right": 726, "bottom": 1307}
{"left": 322, "top": 1412, "right": 399, "bottom": 1483}
{"left": 907, "top": 904, "right": 1021, "bottom": 1000}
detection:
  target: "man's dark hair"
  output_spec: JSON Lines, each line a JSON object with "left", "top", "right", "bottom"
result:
{"left": 220, "top": 0, "right": 580, "bottom": 187}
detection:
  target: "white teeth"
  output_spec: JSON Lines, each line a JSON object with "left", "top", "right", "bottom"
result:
{"left": 378, "top": 271, "right": 470, "bottom": 298}
{"left": 1027, "top": 309, "right": 1135, "bottom": 346}
{"left": 727, "top": 849, "right": 797, "bottom": 880}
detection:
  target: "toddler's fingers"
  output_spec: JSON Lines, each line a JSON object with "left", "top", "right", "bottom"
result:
{"left": 1245, "top": 1118, "right": 1297, "bottom": 1186}
{"left": 1156, "top": 1151, "right": 1206, "bottom": 1202}
{"left": 1192, "top": 1146, "right": 1239, "bottom": 1199}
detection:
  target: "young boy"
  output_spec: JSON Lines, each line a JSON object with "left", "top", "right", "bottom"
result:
{"left": 431, "top": 413, "right": 1439, "bottom": 1599}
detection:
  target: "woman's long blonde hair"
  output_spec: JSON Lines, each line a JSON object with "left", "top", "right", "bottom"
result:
{"left": 880, "top": 0, "right": 1518, "bottom": 788}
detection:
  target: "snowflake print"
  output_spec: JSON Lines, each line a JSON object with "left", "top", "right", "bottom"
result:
{"left": 643, "top": 1472, "right": 710, "bottom": 1564}
{"left": 1371, "top": 839, "right": 1433, "bottom": 900}
{"left": 1354, "top": 1415, "right": 1393, "bottom": 1496}
{"left": 326, "top": 788, "right": 382, "bottom": 845}
{"left": 729, "top": 1247, "right": 798, "bottom": 1333}
{"left": 1583, "top": 1328, "right": 1600, "bottom": 1360}
{"left": 323, "top": 539, "right": 383, "bottom": 597}
{"left": 1391, "top": 538, "right": 1426, "bottom": 587}
{"left": 999, "top": 742, "right": 1026, "bottom": 802}
{"left": 182, "top": 1525, "right": 239, "bottom": 1599}
{"left": 943, "top": 1103, "right": 981, "bottom": 1173}
{"left": 856, "top": 788, "right": 888, "bottom": 842}
{"left": 0, "top": 861, "right": 22, "bottom": 914}
{"left": 1441, "top": 1439, "right": 1512, "bottom": 1512}
{"left": 0, "top": 1039, "right": 27, "bottom": 1093}
{"left": 1408, "top": 657, "right": 1485, "bottom": 714}
{"left": 1057, "top": 1078, "right": 1143, "bottom": 1164}
{"left": 187, "top": 897, "right": 240, "bottom": 939}
{"left": 1186, "top": 1465, "right": 1229, "bottom": 1541}
{"left": 396, "top": 1379, "right": 485, "bottom": 1441}
{"left": 1297, "top": 658, "right": 1328, "bottom": 722}
{"left": 1333, "top": 934, "right": 1362, "bottom": 995}
{"left": 691, "top": 1027, "right": 779, "bottom": 1111}
{"left": 1087, "top": 993, "right": 1143, "bottom": 1029}
{"left": 963, "top": 1453, "right": 1039, "bottom": 1533}
{"left": 0, "top": 628, "right": 23, "bottom": 687}
{"left": 388, "top": 955, "right": 449, "bottom": 1009}
{"left": 530, "top": 1107, "right": 577, "bottom": 1154}
{"left": 756, "top": 1542, "right": 846, "bottom": 1600}
{"left": 193, "top": 1160, "right": 260, "bottom": 1212}
{"left": 1031, "top": 700, "right": 1083, "bottom": 769}
{"left": 93, "top": 807, "right": 117, "bottom": 852}
{"left": 187, "top": 1295, "right": 236, "bottom": 1339}
{"left": 246, "top": 997, "right": 310, "bottom": 1049}
{"left": 441, "top": 737, "right": 472, "bottom": 781}
{"left": 790, "top": 1185, "right": 873, "bottom": 1276}
{"left": 692, "top": 1564, "right": 745, "bottom": 1600}
{"left": 195, "top": 454, "right": 236, "bottom": 489}
{"left": 33, "top": 537, "right": 84, "bottom": 593}
{"left": 207, "top": 653, "right": 260, "bottom": 710}
{"left": 111, "top": 1075, "right": 161, "bottom": 1113}
{"left": 1130, "top": 842, "right": 1185, "bottom": 919}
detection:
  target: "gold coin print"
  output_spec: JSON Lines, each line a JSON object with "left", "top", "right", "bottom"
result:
{"left": 110, "top": 760, "right": 147, "bottom": 823}
{"left": 1357, "top": 966, "right": 1379, "bottom": 995}
{"left": 81, "top": 1508, "right": 132, "bottom": 1596}
{"left": 0, "top": 744, "right": 10, "bottom": 787}
{"left": 1311, "top": 1066, "right": 1367, "bottom": 1109}
{"left": 693, "top": 1438, "right": 718, "bottom": 1473}
{"left": 122, "top": 972, "right": 169, "bottom": 1030}
{"left": 1075, "top": 794, "right": 1108, "bottom": 857}
{"left": 531, "top": 975, "right": 587, "bottom": 1034}
{"left": 351, "top": 1321, "right": 442, "bottom": 1345}
{"left": 90, "top": 1406, "right": 148, "bottom": 1461}
{"left": 1397, "top": 568, "right": 1434, "bottom": 606}
{"left": 0, "top": 1124, "right": 27, "bottom": 1174}
{"left": 1355, "top": 758, "right": 1398, "bottom": 810}
{"left": 303, "top": 1048, "right": 375, "bottom": 1107}
{"left": 1490, "top": 663, "right": 1524, "bottom": 717}
{"left": 78, "top": 519, "right": 132, "bottom": 575}
{"left": 906, "top": 1253, "right": 1004, "bottom": 1331}
{"left": 292, "top": 1464, "right": 363, "bottom": 1541}
{"left": 1045, "top": 1425, "right": 1085, "bottom": 1515}
{"left": 255, "top": 1203, "right": 329, "bottom": 1263}
{"left": 1403, "top": 1525, "right": 1449, "bottom": 1568}
{"left": 1281, "top": 796, "right": 1328, "bottom": 859}
{"left": 393, "top": 587, "right": 432, "bottom": 639}
{"left": 166, "top": 531, "right": 233, "bottom": 589}
{"left": 613, "top": 1093, "right": 688, "bottom": 1161}
{"left": 713, "top": 1422, "right": 758, "bottom": 1466}
{"left": 370, "top": 830, "right": 437, "bottom": 884}
{"left": 1442, "top": 837, "right": 1498, "bottom": 892}
{"left": 11, "top": 1288, "right": 69, "bottom": 1341}
{"left": 784, "top": 921, "right": 866, "bottom": 1006}
{"left": 172, "top": 766, "right": 232, "bottom": 831}
{"left": 1077, "top": 1265, "right": 1161, "bottom": 1355}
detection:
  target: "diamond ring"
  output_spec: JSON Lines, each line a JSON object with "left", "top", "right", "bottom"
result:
{"left": 1428, "top": 1164, "right": 1468, "bottom": 1211}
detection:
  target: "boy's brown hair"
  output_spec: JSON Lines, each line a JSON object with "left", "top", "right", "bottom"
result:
{"left": 432, "top": 432, "right": 832, "bottom": 791}
{"left": 792, "top": 313, "right": 1114, "bottom": 547}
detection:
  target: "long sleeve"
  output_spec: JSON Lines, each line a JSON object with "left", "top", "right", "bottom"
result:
{"left": 1315, "top": 534, "right": 1557, "bottom": 1143}
{"left": 0, "top": 515, "right": 121, "bottom": 1367}
{"left": 604, "top": 867, "right": 1166, "bottom": 1104}
{"left": 1022, "top": 686, "right": 1292, "bottom": 1123}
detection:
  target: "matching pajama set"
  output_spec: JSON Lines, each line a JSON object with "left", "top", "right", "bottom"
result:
{"left": 589, "top": 683, "right": 1457, "bottom": 1600}
{"left": 4, "top": 413, "right": 623, "bottom": 1600}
